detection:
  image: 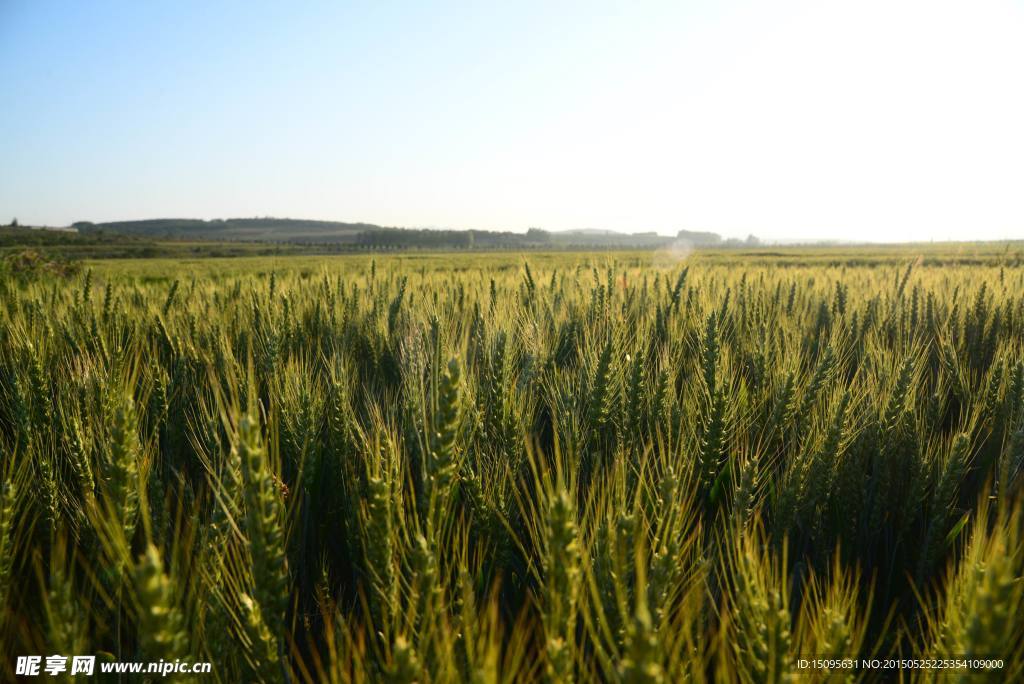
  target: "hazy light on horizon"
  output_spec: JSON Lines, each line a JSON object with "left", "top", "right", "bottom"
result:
{"left": 1, "top": 0, "right": 1022, "bottom": 242}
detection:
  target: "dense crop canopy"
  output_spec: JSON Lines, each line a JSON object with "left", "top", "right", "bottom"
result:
{"left": 0, "top": 248, "right": 1022, "bottom": 681}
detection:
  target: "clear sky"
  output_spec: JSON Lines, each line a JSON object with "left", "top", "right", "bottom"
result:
{"left": 2, "top": 0, "right": 1022, "bottom": 242}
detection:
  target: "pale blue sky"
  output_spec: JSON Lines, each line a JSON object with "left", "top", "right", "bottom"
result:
{"left": 2, "top": 0, "right": 1022, "bottom": 241}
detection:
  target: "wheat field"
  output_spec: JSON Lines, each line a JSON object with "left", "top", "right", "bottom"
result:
{"left": 1, "top": 247, "right": 1023, "bottom": 682}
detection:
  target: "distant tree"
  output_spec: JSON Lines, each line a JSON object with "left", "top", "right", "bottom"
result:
{"left": 526, "top": 227, "right": 551, "bottom": 242}
{"left": 745, "top": 234, "right": 761, "bottom": 246}
{"left": 676, "top": 229, "right": 722, "bottom": 245}
{"left": 10, "top": 218, "right": 17, "bottom": 227}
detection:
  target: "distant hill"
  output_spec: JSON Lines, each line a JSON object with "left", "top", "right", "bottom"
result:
{"left": 70, "top": 218, "right": 739, "bottom": 251}
{"left": 72, "top": 218, "right": 379, "bottom": 243}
